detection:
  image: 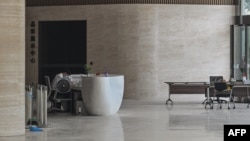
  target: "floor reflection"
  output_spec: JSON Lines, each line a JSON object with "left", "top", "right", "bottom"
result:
{"left": 1, "top": 100, "right": 250, "bottom": 141}
{"left": 43, "top": 114, "right": 124, "bottom": 141}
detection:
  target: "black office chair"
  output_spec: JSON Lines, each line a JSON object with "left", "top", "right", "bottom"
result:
{"left": 204, "top": 76, "right": 224, "bottom": 105}
{"left": 44, "top": 76, "right": 61, "bottom": 112}
{"left": 212, "top": 82, "right": 235, "bottom": 109}
{"left": 44, "top": 76, "right": 53, "bottom": 100}
{"left": 210, "top": 76, "right": 223, "bottom": 83}
{"left": 209, "top": 76, "right": 228, "bottom": 104}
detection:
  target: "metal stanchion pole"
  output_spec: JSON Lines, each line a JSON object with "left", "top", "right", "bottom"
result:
{"left": 25, "top": 85, "right": 33, "bottom": 127}
{"left": 42, "top": 85, "right": 48, "bottom": 127}
{"left": 40, "top": 85, "right": 44, "bottom": 126}
{"left": 34, "top": 84, "right": 49, "bottom": 128}
{"left": 36, "top": 85, "right": 40, "bottom": 126}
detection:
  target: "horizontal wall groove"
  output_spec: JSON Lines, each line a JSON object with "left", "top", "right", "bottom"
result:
{"left": 26, "top": 0, "right": 236, "bottom": 7}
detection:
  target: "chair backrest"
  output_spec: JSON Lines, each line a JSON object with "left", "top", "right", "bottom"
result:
{"left": 214, "top": 82, "right": 227, "bottom": 91}
{"left": 209, "top": 76, "right": 223, "bottom": 85}
{"left": 44, "top": 76, "right": 52, "bottom": 98}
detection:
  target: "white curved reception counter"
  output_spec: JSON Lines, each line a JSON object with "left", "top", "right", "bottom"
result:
{"left": 81, "top": 75, "right": 124, "bottom": 116}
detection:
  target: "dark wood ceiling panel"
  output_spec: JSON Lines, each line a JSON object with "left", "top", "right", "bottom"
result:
{"left": 26, "top": 0, "right": 236, "bottom": 7}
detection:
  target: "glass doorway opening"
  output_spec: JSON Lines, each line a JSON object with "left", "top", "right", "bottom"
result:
{"left": 231, "top": 24, "right": 250, "bottom": 81}
{"left": 38, "top": 20, "right": 87, "bottom": 84}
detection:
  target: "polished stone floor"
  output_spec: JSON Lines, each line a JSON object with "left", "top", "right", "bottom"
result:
{"left": 1, "top": 95, "right": 250, "bottom": 141}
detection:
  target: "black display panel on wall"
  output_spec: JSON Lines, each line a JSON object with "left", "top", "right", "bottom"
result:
{"left": 39, "top": 20, "right": 87, "bottom": 84}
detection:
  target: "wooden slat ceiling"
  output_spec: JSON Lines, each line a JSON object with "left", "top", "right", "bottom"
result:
{"left": 26, "top": 0, "right": 236, "bottom": 7}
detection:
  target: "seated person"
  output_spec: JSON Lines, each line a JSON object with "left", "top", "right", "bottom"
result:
{"left": 222, "top": 79, "right": 232, "bottom": 91}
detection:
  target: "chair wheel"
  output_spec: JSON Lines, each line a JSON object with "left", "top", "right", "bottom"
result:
{"left": 233, "top": 106, "right": 235, "bottom": 109}
{"left": 228, "top": 107, "right": 230, "bottom": 110}
{"left": 220, "top": 106, "right": 222, "bottom": 109}
{"left": 210, "top": 106, "right": 213, "bottom": 109}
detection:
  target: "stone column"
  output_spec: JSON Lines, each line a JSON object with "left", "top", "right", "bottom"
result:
{"left": 0, "top": 0, "right": 25, "bottom": 136}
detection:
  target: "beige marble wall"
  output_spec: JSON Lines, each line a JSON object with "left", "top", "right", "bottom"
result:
{"left": 26, "top": 4, "right": 234, "bottom": 99}
{"left": 0, "top": 0, "right": 25, "bottom": 136}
